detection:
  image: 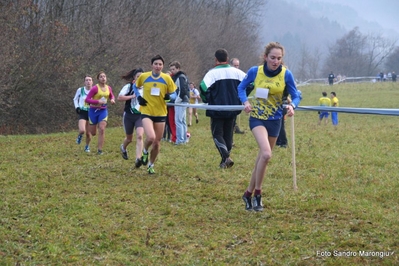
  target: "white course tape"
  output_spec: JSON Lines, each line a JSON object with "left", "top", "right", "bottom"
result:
{"left": 167, "top": 102, "right": 244, "bottom": 111}
{"left": 297, "top": 106, "right": 399, "bottom": 116}
{"left": 167, "top": 103, "right": 399, "bottom": 116}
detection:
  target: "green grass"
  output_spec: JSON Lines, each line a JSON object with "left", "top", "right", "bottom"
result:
{"left": 1, "top": 82, "right": 399, "bottom": 265}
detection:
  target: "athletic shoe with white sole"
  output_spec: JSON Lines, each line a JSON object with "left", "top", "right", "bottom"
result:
{"left": 252, "top": 194, "right": 263, "bottom": 212}
{"left": 120, "top": 144, "right": 128, "bottom": 160}
{"left": 76, "top": 135, "right": 83, "bottom": 144}
{"left": 84, "top": 145, "right": 90, "bottom": 153}
{"left": 242, "top": 194, "right": 253, "bottom": 211}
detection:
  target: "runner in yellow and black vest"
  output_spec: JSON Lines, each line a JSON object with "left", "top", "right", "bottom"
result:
{"left": 237, "top": 42, "right": 302, "bottom": 212}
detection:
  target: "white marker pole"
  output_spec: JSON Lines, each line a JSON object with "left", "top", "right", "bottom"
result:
{"left": 291, "top": 115, "right": 297, "bottom": 191}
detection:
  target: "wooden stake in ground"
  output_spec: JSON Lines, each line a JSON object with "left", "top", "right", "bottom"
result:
{"left": 290, "top": 115, "right": 298, "bottom": 191}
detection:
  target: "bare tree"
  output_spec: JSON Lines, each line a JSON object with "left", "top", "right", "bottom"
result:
{"left": 364, "top": 33, "right": 397, "bottom": 76}
{"left": 308, "top": 47, "right": 323, "bottom": 79}
{"left": 385, "top": 46, "right": 399, "bottom": 72}
{"left": 0, "top": 0, "right": 264, "bottom": 134}
{"left": 323, "top": 27, "right": 397, "bottom": 77}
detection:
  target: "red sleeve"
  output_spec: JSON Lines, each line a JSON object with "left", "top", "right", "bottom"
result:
{"left": 85, "top": 86, "right": 100, "bottom": 105}
{"left": 108, "top": 86, "right": 115, "bottom": 100}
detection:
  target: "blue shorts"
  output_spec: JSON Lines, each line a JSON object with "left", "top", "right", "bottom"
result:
{"left": 249, "top": 117, "right": 282, "bottom": 137}
{"left": 88, "top": 108, "right": 108, "bottom": 125}
{"left": 331, "top": 112, "right": 338, "bottom": 125}
{"left": 319, "top": 112, "right": 329, "bottom": 119}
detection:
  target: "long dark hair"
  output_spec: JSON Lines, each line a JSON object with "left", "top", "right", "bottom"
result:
{"left": 121, "top": 68, "right": 144, "bottom": 82}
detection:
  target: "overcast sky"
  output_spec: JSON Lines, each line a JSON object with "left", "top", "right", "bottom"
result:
{"left": 314, "top": 0, "right": 398, "bottom": 30}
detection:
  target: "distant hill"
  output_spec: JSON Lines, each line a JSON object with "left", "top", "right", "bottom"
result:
{"left": 300, "top": 0, "right": 398, "bottom": 37}
{"left": 310, "top": 0, "right": 399, "bottom": 34}
{"left": 257, "top": 0, "right": 398, "bottom": 76}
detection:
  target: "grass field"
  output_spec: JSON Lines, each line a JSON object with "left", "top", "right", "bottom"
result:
{"left": 1, "top": 82, "right": 399, "bottom": 265}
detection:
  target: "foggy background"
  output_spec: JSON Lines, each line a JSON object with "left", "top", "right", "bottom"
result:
{"left": 0, "top": 0, "right": 398, "bottom": 134}
{"left": 315, "top": 0, "right": 398, "bottom": 32}
{"left": 258, "top": 0, "right": 398, "bottom": 80}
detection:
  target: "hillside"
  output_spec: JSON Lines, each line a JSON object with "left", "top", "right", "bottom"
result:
{"left": 257, "top": 0, "right": 398, "bottom": 75}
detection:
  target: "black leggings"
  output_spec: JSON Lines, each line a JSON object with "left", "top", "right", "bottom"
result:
{"left": 210, "top": 117, "right": 235, "bottom": 162}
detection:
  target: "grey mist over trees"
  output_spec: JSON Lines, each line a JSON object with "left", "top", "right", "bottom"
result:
{"left": 258, "top": 0, "right": 398, "bottom": 82}
{"left": 0, "top": 0, "right": 263, "bottom": 134}
{"left": 312, "top": 0, "right": 399, "bottom": 33}
{"left": 1, "top": 0, "right": 398, "bottom": 135}
{"left": 323, "top": 27, "right": 397, "bottom": 77}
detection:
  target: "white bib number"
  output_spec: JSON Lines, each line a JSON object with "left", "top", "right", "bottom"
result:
{"left": 255, "top": 88, "right": 269, "bottom": 99}
{"left": 151, "top": 87, "right": 160, "bottom": 96}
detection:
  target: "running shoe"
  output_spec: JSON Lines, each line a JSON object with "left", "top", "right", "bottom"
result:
{"left": 225, "top": 158, "right": 234, "bottom": 168}
{"left": 252, "top": 194, "right": 263, "bottom": 212}
{"left": 242, "top": 194, "right": 253, "bottom": 211}
{"left": 84, "top": 145, "right": 90, "bottom": 153}
{"left": 141, "top": 151, "right": 149, "bottom": 165}
{"left": 76, "top": 134, "right": 83, "bottom": 144}
{"left": 120, "top": 144, "right": 128, "bottom": 160}
{"left": 97, "top": 150, "right": 103, "bottom": 155}
{"left": 196, "top": 118, "right": 199, "bottom": 124}
{"left": 135, "top": 158, "right": 142, "bottom": 168}
{"left": 147, "top": 165, "right": 155, "bottom": 174}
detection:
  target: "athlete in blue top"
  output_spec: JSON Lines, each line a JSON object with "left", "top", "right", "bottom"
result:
{"left": 237, "top": 42, "right": 301, "bottom": 212}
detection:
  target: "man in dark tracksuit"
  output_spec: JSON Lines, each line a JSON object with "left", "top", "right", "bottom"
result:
{"left": 200, "top": 49, "right": 246, "bottom": 168}
{"left": 328, "top": 71, "right": 335, "bottom": 85}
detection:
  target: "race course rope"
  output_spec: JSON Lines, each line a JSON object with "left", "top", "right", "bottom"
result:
{"left": 168, "top": 103, "right": 399, "bottom": 116}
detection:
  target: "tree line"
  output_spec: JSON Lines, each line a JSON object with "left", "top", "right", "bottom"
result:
{"left": 1, "top": 1, "right": 398, "bottom": 134}
{"left": 286, "top": 27, "right": 398, "bottom": 82}
{"left": 0, "top": 0, "right": 263, "bottom": 134}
